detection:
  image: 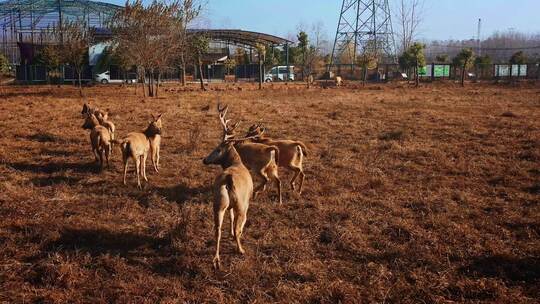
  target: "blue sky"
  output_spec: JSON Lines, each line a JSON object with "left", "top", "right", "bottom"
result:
{"left": 108, "top": 0, "right": 540, "bottom": 41}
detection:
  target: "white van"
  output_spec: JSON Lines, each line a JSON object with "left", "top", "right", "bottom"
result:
{"left": 265, "top": 66, "right": 294, "bottom": 82}
{"left": 95, "top": 71, "right": 136, "bottom": 84}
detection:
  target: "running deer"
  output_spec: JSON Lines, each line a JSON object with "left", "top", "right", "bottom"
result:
{"left": 246, "top": 124, "right": 307, "bottom": 194}
{"left": 203, "top": 105, "right": 259, "bottom": 270}
{"left": 82, "top": 113, "right": 112, "bottom": 168}
{"left": 217, "top": 104, "right": 282, "bottom": 204}
{"left": 112, "top": 114, "right": 163, "bottom": 189}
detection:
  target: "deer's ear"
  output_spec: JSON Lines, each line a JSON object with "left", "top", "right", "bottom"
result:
{"left": 157, "top": 113, "right": 163, "bottom": 120}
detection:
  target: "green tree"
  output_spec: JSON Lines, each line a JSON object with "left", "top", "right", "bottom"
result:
{"left": 224, "top": 58, "right": 236, "bottom": 75}
{"left": 453, "top": 48, "right": 475, "bottom": 87}
{"left": 264, "top": 47, "right": 280, "bottom": 67}
{"left": 509, "top": 51, "right": 527, "bottom": 64}
{"left": 297, "top": 31, "right": 309, "bottom": 80}
{"left": 34, "top": 45, "right": 62, "bottom": 83}
{"left": 0, "top": 53, "right": 10, "bottom": 84}
{"left": 474, "top": 54, "right": 492, "bottom": 78}
{"left": 357, "top": 52, "right": 377, "bottom": 85}
{"left": 255, "top": 43, "right": 266, "bottom": 89}
{"left": 399, "top": 42, "right": 425, "bottom": 87}
{"left": 436, "top": 54, "right": 448, "bottom": 63}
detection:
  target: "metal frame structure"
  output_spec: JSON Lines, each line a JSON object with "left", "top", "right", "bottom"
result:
{"left": 188, "top": 29, "right": 292, "bottom": 81}
{"left": 0, "top": 0, "right": 120, "bottom": 64}
{"left": 329, "top": 0, "right": 396, "bottom": 68}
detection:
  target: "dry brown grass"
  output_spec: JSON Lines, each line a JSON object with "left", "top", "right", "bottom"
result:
{"left": 0, "top": 81, "right": 539, "bottom": 303}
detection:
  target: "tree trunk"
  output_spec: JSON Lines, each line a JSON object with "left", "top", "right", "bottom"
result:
{"left": 148, "top": 69, "right": 154, "bottom": 97}
{"left": 77, "top": 69, "right": 83, "bottom": 97}
{"left": 181, "top": 55, "right": 186, "bottom": 86}
{"left": 363, "top": 66, "right": 368, "bottom": 86}
{"left": 415, "top": 65, "right": 419, "bottom": 88}
{"left": 259, "top": 60, "right": 263, "bottom": 90}
{"left": 197, "top": 57, "right": 205, "bottom": 91}
{"left": 155, "top": 71, "right": 161, "bottom": 98}
{"left": 461, "top": 64, "right": 466, "bottom": 87}
{"left": 142, "top": 69, "right": 147, "bottom": 98}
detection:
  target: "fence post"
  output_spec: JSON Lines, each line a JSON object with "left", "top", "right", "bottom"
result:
{"left": 431, "top": 63, "right": 435, "bottom": 81}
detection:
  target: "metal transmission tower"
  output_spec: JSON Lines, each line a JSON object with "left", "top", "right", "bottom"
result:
{"left": 329, "top": 0, "right": 397, "bottom": 68}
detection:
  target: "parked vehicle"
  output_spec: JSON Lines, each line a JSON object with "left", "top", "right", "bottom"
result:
{"left": 95, "top": 71, "right": 136, "bottom": 84}
{"left": 264, "top": 66, "right": 294, "bottom": 82}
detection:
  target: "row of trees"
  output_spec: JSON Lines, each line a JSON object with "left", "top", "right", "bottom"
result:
{"left": 399, "top": 44, "right": 533, "bottom": 87}
{"left": 400, "top": 43, "right": 473, "bottom": 87}
{"left": 35, "top": 0, "right": 206, "bottom": 97}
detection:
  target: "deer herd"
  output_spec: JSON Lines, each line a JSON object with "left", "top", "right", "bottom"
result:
{"left": 80, "top": 102, "right": 307, "bottom": 269}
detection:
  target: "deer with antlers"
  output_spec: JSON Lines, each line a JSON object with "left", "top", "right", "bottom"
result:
{"left": 246, "top": 124, "right": 307, "bottom": 194}
{"left": 203, "top": 104, "right": 259, "bottom": 269}
{"left": 217, "top": 104, "right": 282, "bottom": 204}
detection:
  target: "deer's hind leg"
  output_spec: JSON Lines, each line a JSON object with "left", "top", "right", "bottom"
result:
{"left": 267, "top": 164, "right": 282, "bottom": 204}
{"left": 234, "top": 208, "right": 247, "bottom": 255}
{"left": 253, "top": 169, "right": 270, "bottom": 199}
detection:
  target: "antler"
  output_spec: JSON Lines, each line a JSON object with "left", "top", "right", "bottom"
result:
{"left": 217, "top": 103, "right": 236, "bottom": 141}
{"left": 224, "top": 134, "right": 260, "bottom": 143}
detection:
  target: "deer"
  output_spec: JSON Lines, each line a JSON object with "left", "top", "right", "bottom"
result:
{"left": 203, "top": 105, "right": 257, "bottom": 270}
{"left": 246, "top": 124, "right": 307, "bottom": 194}
{"left": 335, "top": 76, "right": 343, "bottom": 87}
{"left": 95, "top": 111, "right": 116, "bottom": 151}
{"left": 81, "top": 103, "right": 107, "bottom": 118}
{"left": 82, "top": 112, "right": 112, "bottom": 169}
{"left": 112, "top": 114, "right": 163, "bottom": 189}
{"left": 148, "top": 114, "right": 162, "bottom": 173}
{"left": 217, "top": 104, "right": 282, "bottom": 204}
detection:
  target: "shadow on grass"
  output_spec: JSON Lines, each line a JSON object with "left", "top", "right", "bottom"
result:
{"left": 461, "top": 254, "right": 539, "bottom": 284}
{"left": 31, "top": 176, "right": 82, "bottom": 187}
{"left": 42, "top": 227, "right": 167, "bottom": 258}
{"left": 40, "top": 148, "right": 76, "bottom": 157}
{"left": 34, "top": 227, "right": 200, "bottom": 277}
{"left": 24, "top": 132, "right": 64, "bottom": 143}
{"left": 10, "top": 161, "right": 101, "bottom": 174}
{"left": 153, "top": 183, "right": 212, "bottom": 205}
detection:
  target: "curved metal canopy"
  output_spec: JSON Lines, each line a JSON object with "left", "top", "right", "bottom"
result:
{"left": 189, "top": 29, "right": 291, "bottom": 47}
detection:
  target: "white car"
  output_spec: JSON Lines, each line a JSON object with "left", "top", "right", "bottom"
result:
{"left": 264, "top": 66, "right": 295, "bottom": 82}
{"left": 95, "top": 71, "right": 136, "bottom": 84}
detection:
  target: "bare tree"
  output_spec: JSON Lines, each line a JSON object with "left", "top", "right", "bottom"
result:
{"left": 111, "top": 0, "right": 201, "bottom": 97}
{"left": 48, "top": 21, "right": 91, "bottom": 97}
{"left": 189, "top": 34, "right": 209, "bottom": 91}
{"left": 396, "top": 0, "right": 424, "bottom": 53}
{"left": 178, "top": 0, "right": 203, "bottom": 86}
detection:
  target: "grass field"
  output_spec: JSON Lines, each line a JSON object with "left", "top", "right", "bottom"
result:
{"left": 0, "top": 82, "right": 539, "bottom": 303}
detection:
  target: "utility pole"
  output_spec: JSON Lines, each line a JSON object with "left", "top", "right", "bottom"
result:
{"left": 477, "top": 18, "right": 482, "bottom": 57}
{"left": 329, "top": 0, "right": 397, "bottom": 70}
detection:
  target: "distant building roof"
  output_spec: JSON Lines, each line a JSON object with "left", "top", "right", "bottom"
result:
{"left": 188, "top": 29, "right": 291, "bottom": 47}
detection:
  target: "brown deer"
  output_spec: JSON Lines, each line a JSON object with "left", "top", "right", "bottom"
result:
{"left": 246, "top": 124, "right": 307, "bottom": 194}
{"left": 112, "top": 114, "right": 163, "bottom": 189}
{"left": 82, "top": 113, "right": 112, "bottom": 168}
{"left": 95, "top": 111, "right": 116, "bottom": 151}
{"left": 81, "top": 103, "right": 107, "bottom": 118}
{"left": 217, "top": 104, "right": 282, "bottom": 204}
{"left": 203, "top": 109, "right": 256, "bottom": 269}
{"left": 148, "top": 114, "right": 162, "bottom": 173}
